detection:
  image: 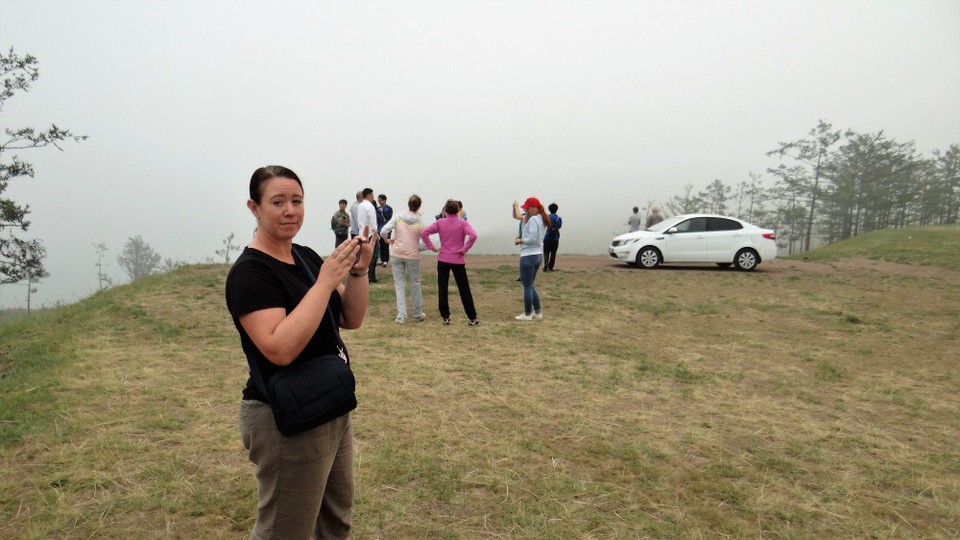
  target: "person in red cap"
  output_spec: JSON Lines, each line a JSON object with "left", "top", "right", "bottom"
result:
{"left": 512, "top": 196, "right": 548, "bottom": 320}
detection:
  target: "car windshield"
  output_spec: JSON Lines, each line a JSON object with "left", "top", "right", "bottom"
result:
{"left": 645, "top": 215, "right": 685, "bottom": 231}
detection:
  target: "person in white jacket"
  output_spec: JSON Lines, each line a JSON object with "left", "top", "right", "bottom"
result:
{"left": 381, "top": 194, "right": 427, "bottom": 323}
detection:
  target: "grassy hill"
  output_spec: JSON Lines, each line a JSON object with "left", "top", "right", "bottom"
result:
{"left": 1, "top": 244, "right": 958, "bottom": 538}
{"left": 785, "top": 224, "right": 960, "bottom": 270}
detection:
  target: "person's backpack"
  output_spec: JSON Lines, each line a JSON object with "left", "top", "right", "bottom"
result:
{"left": 548, "top": 215, "right": 561, "bottom": 234}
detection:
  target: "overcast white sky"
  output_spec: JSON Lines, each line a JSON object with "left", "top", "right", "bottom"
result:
{"left": 1, "top": 0, "right": 958, "bottom": 308}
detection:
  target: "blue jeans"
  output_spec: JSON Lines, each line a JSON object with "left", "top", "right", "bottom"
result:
{"left": 519, "top": 254, "right": 542, "bottom": 315}
{"left": 391, "top": 257, "right": 423, "bottom": 319}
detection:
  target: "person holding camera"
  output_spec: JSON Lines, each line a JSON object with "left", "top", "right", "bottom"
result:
{"left": 226, "top": 165, "right": 373, "bottom": 539}
{"left": 513, "top": 196, "right": 547, "bottom": 320}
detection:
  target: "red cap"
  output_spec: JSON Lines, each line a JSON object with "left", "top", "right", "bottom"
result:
{"left": 521, "top": 197, "right": 542, "bottom": 210}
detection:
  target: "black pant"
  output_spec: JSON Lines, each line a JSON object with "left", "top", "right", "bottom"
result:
{"left": 437, "top": 261, "right": 477, "bottom": 320}
{"left": 543, "top": 239, "right": 559, "bottom": 270}
{"left": 367, "top": 243, "right": 380, "bottom": 281}
{"left": 378, "top": 237, "right": 390, "bottom": 263}
{"left": 335, "top": 232, "right": 348, "bottom": 249}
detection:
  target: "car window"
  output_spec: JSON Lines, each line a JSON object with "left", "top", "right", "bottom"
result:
{"left": 674, "top": 217, "right": 706, "bottom": 233}
{"left": 648, "top": 216, "right": 685, "bottom": 231}
{"left": 707, "top": 217, "right": 743, "bottom": 231}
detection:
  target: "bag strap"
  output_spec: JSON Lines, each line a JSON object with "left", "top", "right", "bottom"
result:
{"left": 245, "top": 246, "right": 351, "bottom": 402}
{"left": 292, "top": 246, "right": 349, "bottom": 364}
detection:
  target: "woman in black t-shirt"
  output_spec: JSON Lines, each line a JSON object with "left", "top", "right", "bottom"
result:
{"left": 225, "top": 165, "right": 373, "bottom": 539}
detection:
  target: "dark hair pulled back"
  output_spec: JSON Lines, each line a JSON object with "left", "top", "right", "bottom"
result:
{"left": 249, "top": 166, "right": 303, "bottom": 204}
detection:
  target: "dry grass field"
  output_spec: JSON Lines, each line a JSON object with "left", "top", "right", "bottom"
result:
{"left": 1, "top": 236, "right": 958, "bottom": 538}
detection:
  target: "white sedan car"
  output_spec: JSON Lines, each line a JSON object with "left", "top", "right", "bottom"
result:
{"left": 609, "top": 214, "right": 777, "bottom": 271}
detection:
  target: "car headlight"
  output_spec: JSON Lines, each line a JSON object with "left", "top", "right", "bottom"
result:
{"left": 621, "top": 238, "right": 640, "bottom": 246}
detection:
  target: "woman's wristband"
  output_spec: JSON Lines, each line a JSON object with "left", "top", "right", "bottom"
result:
{"left": 348, "top": 270, "right": 365, "bottom": 278}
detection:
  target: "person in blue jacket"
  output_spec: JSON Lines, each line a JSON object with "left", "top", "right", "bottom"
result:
{"left": 543, "top": 202, "right": 562, "bottom": 272}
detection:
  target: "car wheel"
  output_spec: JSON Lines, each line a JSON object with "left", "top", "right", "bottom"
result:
{"left": 635, "top": 247, "right": 661, "bottom": 269}
{"left": 734, "top": 248, "right": 759, "bottom": 271}
{"left": 716, "top": 263, "right": 732, "bottom": 268}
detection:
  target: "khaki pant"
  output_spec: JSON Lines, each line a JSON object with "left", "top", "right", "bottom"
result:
{"left": 240, "top": 400, "right": 353, "bottom": 539}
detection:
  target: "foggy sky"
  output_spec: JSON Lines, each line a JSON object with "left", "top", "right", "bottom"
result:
{"left": 1, "top": 0, "right": 958, "bottom": 308}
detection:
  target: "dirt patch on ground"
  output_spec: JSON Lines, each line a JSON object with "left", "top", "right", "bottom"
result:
{"left": 464, "top": 254, "right": 949, "bottom": 279}
{"left": 464, "top": 254, "right": 607, "bottom": 270}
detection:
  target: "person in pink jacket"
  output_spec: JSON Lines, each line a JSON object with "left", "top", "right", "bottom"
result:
{"left": 420, "top": 199, "right": 482, "bottom": 326}
{"left": 381, "top": 194, "right": 427, "bottom": 324}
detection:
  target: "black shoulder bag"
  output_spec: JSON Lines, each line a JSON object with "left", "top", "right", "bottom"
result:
{"left": 247, "top": 248, "right": 358, "bottom": 436}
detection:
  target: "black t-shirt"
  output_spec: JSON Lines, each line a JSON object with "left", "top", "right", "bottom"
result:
{"left": 225, "top": 245, "right": 344, "bottom": 402}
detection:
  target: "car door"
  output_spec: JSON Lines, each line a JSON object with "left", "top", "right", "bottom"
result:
{"left": 706, "top": 217, "right": 744, "bottom": 262}
{"left": 663, "top": 217, "right": 707, "bottom": 261}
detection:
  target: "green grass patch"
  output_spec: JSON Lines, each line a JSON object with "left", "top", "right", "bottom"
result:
{"left": 786, "top": 224, "right": 960, "bottom": 270}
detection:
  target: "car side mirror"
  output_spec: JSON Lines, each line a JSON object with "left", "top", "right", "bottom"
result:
{"left": 666, "top": 227, "right": 678, "bottom": 234}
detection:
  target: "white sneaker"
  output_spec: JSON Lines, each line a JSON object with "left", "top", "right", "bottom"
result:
{"left": 412, "top": 314, "right": 426, "bottom": 322}
{"left": 515, "top": 313, "right": 534, "bottom": 321}
{"left": 394, "top": 316, "right": 406, "bottom": 325}
{"left": 533, "top": 312, "right": 543, "bottom": 320}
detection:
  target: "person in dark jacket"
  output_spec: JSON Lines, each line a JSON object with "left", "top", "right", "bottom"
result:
{"left": 543, "top": 203, "right": 562, "bottom": 272}
{"left": 376, "top": 194, "right": 393, "bottom": 266}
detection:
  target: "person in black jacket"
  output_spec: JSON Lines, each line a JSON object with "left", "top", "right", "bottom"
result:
{"left": 376, "top": 193, "right": 393, "bottom": 267}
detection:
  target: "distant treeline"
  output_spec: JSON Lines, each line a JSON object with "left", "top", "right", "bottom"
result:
{"left": 660, "top": 120, "right": 959, "bottom": 254}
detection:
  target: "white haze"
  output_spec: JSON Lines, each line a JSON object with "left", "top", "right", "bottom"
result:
{"left": 1, "top": 0, "right": 958, "bottom": 308}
